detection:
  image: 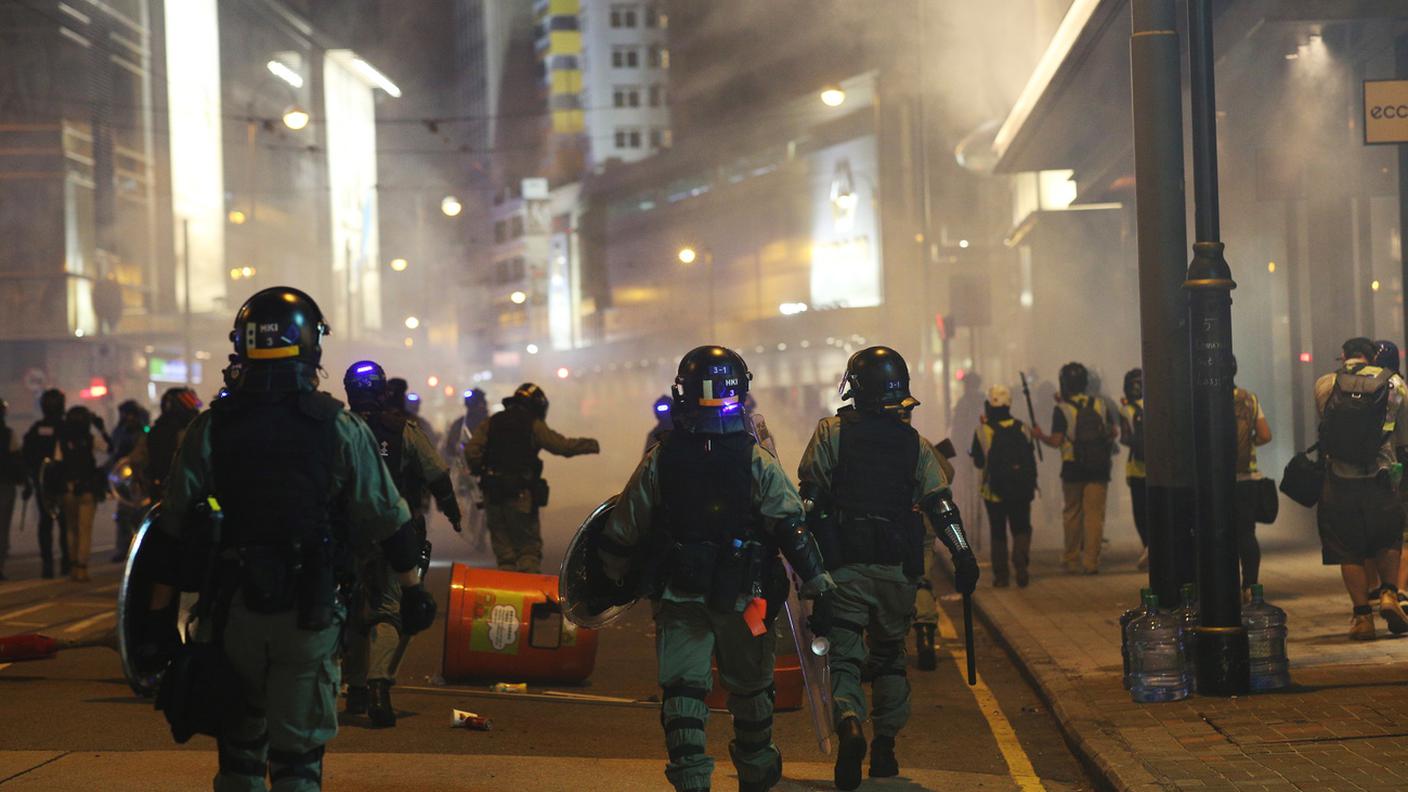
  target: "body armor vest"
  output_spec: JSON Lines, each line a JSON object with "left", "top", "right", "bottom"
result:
{"left": 482, "top": 406, "right": 541, "bottom": 503}
{"left": 656, "top": 430, "right": 767, "bottom": 609}
{"left": 209, "top": 391, "right": 340, "bottom": 623}
{"left": 360, "top": 409, "right": 414, "bottom": 504}
{"left": 830, "top": 407, "right": 921, "bottom": 569}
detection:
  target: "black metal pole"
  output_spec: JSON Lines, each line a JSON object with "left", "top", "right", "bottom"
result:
{"left": 1185, "top": 0, "right": 1249, "bottom": 697}
{"left": 1129, "top": 0, "right": 1198, "bottom": 610}
{"left": 1397, "top": 35, "right": 1408, "bottom": 352}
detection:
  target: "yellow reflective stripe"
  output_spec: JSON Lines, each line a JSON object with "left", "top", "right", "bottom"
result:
{"left": 246, "top": 345, "right": 300, "bottom": 360}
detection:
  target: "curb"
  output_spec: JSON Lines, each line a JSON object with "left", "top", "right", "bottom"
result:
{"left": 938, "top": 559, "right": 1169, "bottom": 792}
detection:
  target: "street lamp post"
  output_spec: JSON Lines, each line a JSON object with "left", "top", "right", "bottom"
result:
{"left": 1185, "top": 0, "right": 1250, "bottom": 697}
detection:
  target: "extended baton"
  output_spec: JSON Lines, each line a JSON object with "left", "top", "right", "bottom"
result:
{"left": 963, "top": 593, "right": 976, "bottom": 686}
{"left": 1020, "top": 372, "right": 1043, "bottom": 461}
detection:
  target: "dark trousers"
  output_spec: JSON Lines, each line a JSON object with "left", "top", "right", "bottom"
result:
{"left": 114, "top": 505, "right": 142, "bottom": 559}
{"left": 1233, "top": 479, "right": 1261, "bottom": 587}
{"left": 984, "top": 498, "right": 1033, "bottom": 583}
{"left": 36, "top": 508, "right": 68, "bottom": 572}
{"left": 1128, "top": 477, "right": 1149, "bottom": 547}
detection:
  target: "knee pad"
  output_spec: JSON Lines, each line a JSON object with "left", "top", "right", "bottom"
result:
{"left": 269, "top": 745, "right": 325, "bottom": 785}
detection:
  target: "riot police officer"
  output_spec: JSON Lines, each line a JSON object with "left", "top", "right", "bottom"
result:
{"left": 21, "top": 388, "right": 69, "bottom": 578}
{"left": 341, "top": 360, "right": 461, "bottom": 727}
{"left": 107, "top": 400, "right": 149, "bottom": 562}
{"left": 643, "top": 393, "right": 673, "bottom": 454}
{"left": 139, "top": 287, "right": 434, "bottom": 791}
{"left": 598, "top": 346, "right": 832, "bottom": 792}
{"left": 465, "top": 383, "right": 599, "bottom": 573}
{"left": 798, "top": 345, "right": 979, "bottom": 791}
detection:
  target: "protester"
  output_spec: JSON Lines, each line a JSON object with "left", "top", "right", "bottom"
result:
{"left": 1232, "top": 359, "right": 1272, "bottom": 599}
{"left": 1315, "top": 337, "right": 1408, "bottom": 640}
{"left": 1118, "top": 369, "right": 1149, "bottom": 571}
{"left": 1034, "top": 362, "right": 1117, "bottom": 574}
{"left": 970, "top": 384, "right": 1038, "bottom": 587}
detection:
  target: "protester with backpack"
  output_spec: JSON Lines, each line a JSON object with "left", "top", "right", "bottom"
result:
{"left": 1315, "top": 337, "right": 1408, "bottom": 640}
{"left": 58, "top": 406, "right": 109, "bottom": 582}
{"left": 970, "top": 385, "right": 1038, "bottom": 587}
{"left": 1231, "top": 359, "right": 1273, "bottom": 600}
{"left": 1118, "top": 369, "right": 1150, "bottom": 572}
{"left": 1034, "top": 362, "right": 1118, "bottom": 574}
{"left": 1369, "top": 340, "right": 1408, "bottom": 616}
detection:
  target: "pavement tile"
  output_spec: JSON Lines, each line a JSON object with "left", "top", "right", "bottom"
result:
{"left": 967, "top": 539, "right": 1408, "bottom": 792}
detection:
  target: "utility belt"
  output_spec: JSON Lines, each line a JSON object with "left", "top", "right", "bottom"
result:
{"left": 481, "top": 469, "right": 549, "bottom": 507}
{"left": 814, "top": 510, "right": 924, "bottom": 577}
{"left": 218, "top": 537, "right": 339, "bottom": 632}
{"left": 658, "top": 536, "right": 785, "bottom": 615}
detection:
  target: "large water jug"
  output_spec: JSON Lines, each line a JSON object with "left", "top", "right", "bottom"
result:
{"left": 1120, "top": 587, "right": 1153, "bottom": 690}
{"left": 1128, "top": 591, "right": 1191, "bottom": 703}
{"left": 1242, "top": 584, "right": 1290, "bottom": 691}
{"left": 1176, "top": 583, "right": 1199, "bottom": 694}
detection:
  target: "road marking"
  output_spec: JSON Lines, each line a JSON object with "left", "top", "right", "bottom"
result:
{"left": 936, "top": 602, "right": 1047, "bottom": 792}
{"left": 62, "top": 611, "right": 115, "bottom": 634}
{"left": 93, "top": 582, "right": 120, "bottom": 593}
{"left": 0, "top": 602, "right": 54, "bottom": 622}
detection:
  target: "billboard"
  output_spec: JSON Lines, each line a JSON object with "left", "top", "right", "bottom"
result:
{"left": 809, "top": 135, "right": 882, "bottom": 310}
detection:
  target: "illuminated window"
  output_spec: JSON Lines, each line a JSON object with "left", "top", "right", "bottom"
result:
{"left": 645, "top": 4, "right": 666, "bottom": 28}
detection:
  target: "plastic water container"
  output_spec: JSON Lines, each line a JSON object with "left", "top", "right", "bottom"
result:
{"left": 1127, "top": 591, "right": 1191, "bottom": 703}
{"left": 1175, "top": 583, "right": 1199, "bottom": 694}
{"left": 1119, "top": 587, "right": 1153, "bottom": 690}
{"left": 1242, "top": 584, "right": 1291, "bottom": 691}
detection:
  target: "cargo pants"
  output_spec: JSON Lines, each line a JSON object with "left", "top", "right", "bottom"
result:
{"left": 215, "top": 599, "right": 343, "bottom": 792}
{"left": 828, "top": 565, "right": 916, "bottom": 738}
{"left": 486, "top": 494, "right": 542, "bottom": 573}
{"left": 343, "top": 553, "right": 404, "bottom": 686}
{"left": 655, "top": 598, "right": 779, "bottom": 792}
{"left": 912, "top": 516, "right": 938, "bottom": 628}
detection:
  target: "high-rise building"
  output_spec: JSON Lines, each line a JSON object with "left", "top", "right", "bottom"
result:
{"left": 535, "top": 0, "right": 586, "bottom": 182}
{"left": 578, "top": 0, "right": 672, "bottom": 169}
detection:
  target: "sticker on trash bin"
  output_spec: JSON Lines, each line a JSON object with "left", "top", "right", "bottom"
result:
{"left": 470, "top": 589, "right": 523, "bottom": 654}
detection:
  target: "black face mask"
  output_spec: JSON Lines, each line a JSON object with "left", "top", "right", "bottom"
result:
{"left": 985, "top": 403, "right": 1012, "bottom": 421}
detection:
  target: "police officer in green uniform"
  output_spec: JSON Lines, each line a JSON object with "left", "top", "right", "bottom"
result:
{"left": 140, "top": 287, "right": 436, "bottom": 792}
{"left": 798, "top": 346, "right": 979, "bottom": 791}
{"left": 598, "top": 346, "right": 832, "bottom": 792}
{"left": 341, "top": 360, "right": 462, "bottom": 727}
{"left": 465, "top": 383, "right": 599, "bottom": 573}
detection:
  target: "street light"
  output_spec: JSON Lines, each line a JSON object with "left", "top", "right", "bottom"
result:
{"left": 820, "top": 85, "right": 846, "bottom": 107}
{"left": 281, "top": 105, "right": 310, "bottom": 131}
{"left": 526, "top": 343, "right": 540, "bottom": 355}
{"left": 404, "top": 316, "right": 420, "bottom": 330}
{"left": 677, "top": 246, "right": 698, "bottom": 265}
{"left": 389, "top": 257, "right": 408, "bottom": 272}
{"left": 441, "top": 195, "right": 463, "bottom": 217}
{"left": 677, "top": 246, "right": 715, "bottom": 337}
{"left": 510, "top": 290, "right": 527, "bottom": 304}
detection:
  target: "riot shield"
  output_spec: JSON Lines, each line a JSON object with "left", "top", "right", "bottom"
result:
{"left": 559, "top": 495, "right": 638, "bottom": 628}
{"left": 117, "top": 503, "right": 167, "bottom": 697}
{"left": 107, "top": 456, "right": 151, "bottom": 510}
{"left": 747, "top": 411, "right": 778, "bottom": 458}
{"left": 783, "top": 562, "right": 834, "bottom": 755}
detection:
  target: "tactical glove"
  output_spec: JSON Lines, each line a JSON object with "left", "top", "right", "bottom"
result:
{"left": 136, "top": 604, "right": 181, "bottom": 673}
{"left": 400, "top": 584, "right": 438, "bottom": 635}
{"left": 953, "top": 549, "right": 980, "bottom": 596}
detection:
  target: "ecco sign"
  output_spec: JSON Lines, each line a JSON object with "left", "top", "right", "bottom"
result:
{"left": 1364, "top": 79, "right": 1408, "bottom": 144}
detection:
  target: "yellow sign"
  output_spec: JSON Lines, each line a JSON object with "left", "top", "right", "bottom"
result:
{"left": 1364, "top": 80, "right": 1408, "bottom": 144}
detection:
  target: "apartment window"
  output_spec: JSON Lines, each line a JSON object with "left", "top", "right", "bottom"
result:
{"left": 494, "top": 220, "right": 508, "bottom": 243}
{"left": 629, "top": 129, "right": 642, "bottom": 148}
{"left": 509, "top": 216, "right": 524, "bottom": 239}
{"left": 613, "top": 85, "right": 641, "bottom": 108}
{"left": 610, "top": 4, "right": 637, "bottom": 28}
{"left": 649, "top": 128, "right": 661, "bottom": 149}
{"left": 644, "top": 4, "right": 666, "bottom": 28}
{"left": 648, "top": 46, "right": 669, "bottom": 69}
{"left": 615, "top": 128, "right": 642, "bottom": 149}
{"left": 648, "top": 84, "right": 664, "bottom": 107}
{"left": 612, "top": 47, "right": 639, "bottom": 68}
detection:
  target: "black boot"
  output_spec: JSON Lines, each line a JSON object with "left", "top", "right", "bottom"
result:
{"left": 869, "top": 735, "right": 899, "bottom": 778}
{"left": 737, "top": 749, "right": 781, "bottom": 792}
{"left": 915, "top": 624, "right": 937, "bottom": 672}
{"left": 834, "top": 717, "right": 866, "bottom": 791}
{"left": 367, "top": 680, "right": 396, "bottom": 728}
{"left": 41, "top": 561, "right": 54, "bottom": 580}
{"left": 345, "top": 685, "right": 369, "bottom": 715}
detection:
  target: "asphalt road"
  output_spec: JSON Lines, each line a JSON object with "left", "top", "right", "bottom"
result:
{"left": 0, "top": 501, "right": 1093, "bottom": 791}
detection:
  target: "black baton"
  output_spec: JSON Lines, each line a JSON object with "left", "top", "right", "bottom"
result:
{"left": 963, "top": 593, "right": 976, "bottom": 686}
{"left": 1020, "top": 372, "right": 1043, "bottom": 462}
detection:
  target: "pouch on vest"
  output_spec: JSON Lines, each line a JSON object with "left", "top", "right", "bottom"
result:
{"left": 1319, "top": 364, "right": 1393, "bottom": 467}
{"left": 667, "top": 541, "right": 718, "bottom": 596}
{"left": 239, "top": 544, "right": 300, "bottom": 614}
{"left": 297, "top": 537, "right": 336, "bottom": 631}
{"left": 707, "top": 540, "right": 750, "bottom": 613}
{"left": 533, "top": 478, "right": 550, "bottom": 508}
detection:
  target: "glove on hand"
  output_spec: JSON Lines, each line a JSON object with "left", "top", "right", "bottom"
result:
{"left": 400, "top": 584, "right": 438, "bottom": 635}
{"left": 953, "top": 550, "right": 980, "bottom": 596}
{"left": 807, "top": 591, "right": 834, "bottom": 638}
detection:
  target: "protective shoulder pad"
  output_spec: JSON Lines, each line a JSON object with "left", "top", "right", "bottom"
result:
{"left": 299, "top": 391, "right": 345, "bottom": 421}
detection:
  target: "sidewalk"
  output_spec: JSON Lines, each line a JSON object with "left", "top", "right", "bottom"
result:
{"left": 971, "top": 535, "right": 1408, "bottom": 792}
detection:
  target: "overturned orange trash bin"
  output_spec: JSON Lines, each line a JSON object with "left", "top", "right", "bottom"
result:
{"left": 442, "top": 564, "right": 599, "bottom": 683}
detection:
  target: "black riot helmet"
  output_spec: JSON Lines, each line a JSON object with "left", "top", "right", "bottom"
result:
{"left": 840, "top": 346, "right": 918, "bottom": 412}
{"left": 1123, "top": 368, "right": 1143, "bottom": 402}
{"left": 343, "top": 360, "right": 387, "bottom": 411}
{"left": 505, "top": 383, "right": 549, "bottom": 420}
{"left": 385, "top": 377, "right": 409, "bottom": 412}
{"left": 0, "top": 398, "right": 7, "bottom": 423}
{"left": 672, "top": 346, "right": 751, "bottom": 434}
{"left": 39, "top": 388, "right": 65, "bottom": 420}
{"left": 227, "top": 286, "right": 329, "bottom": 392}
{"left": 653, "top": 394, "right": 672, "bottom": 423}
{"left": 1058, "top": 362, "right": 1089, "bottom": 400}
{"left": 160, "top": 387, "right": 202, "bottom": 417}
{"left": 464, "top": 387, "right": 488, "bottom": 410}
